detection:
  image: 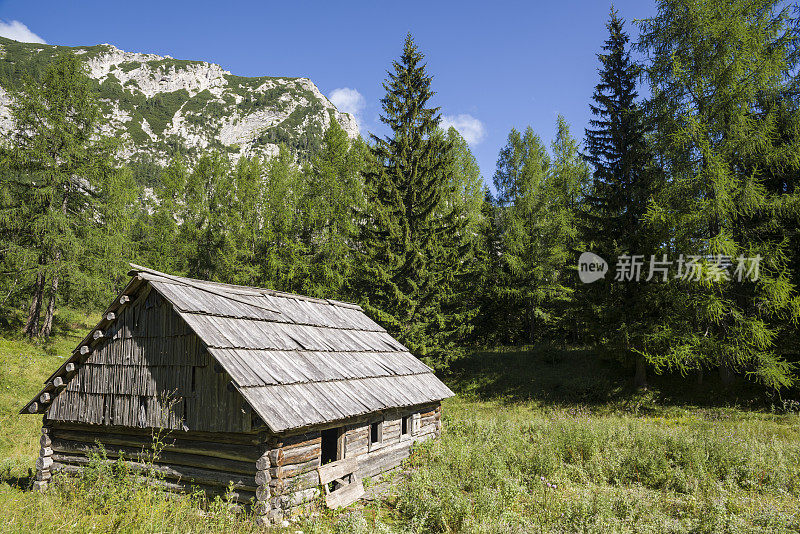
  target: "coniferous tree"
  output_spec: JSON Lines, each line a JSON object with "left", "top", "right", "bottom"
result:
{"left": 550, "top": 116, "right": 591, "bottom": 341}
{"left": 301, "top": 121, "right": 367, "bottom": 299}
{"left": 492, "top": 128, "right": 528, "bottom": 209}
{"left": 129, "top": 159, "right": 190, "bottom": 276}
{"left": 639, "top": 0, "right": 800, "bottom": 389}
{"left": 182, "top": 152, "right": 238, "bottom": 282}
{"left": 580, "top": 9, "right": 658, "bottom": 387}
{"left": 492, "top": 128, "right": 547, "bottom": 342}
{"left": 356, "top": 34, "right": 469, "bottom": 366}
{"left": 0, "top": 53, "right": 134, "bottom": 338}
{"left": 471, "top": 189, "right": 508, "bottom": 344}
{"left": 497, "top": 122, "right": 584, "bottom": 342}
{"left": 258, "top": 146, "right": 307, "bottom": 293}
{"left": 437, "top": 127, "right": 488, "bottom": 348}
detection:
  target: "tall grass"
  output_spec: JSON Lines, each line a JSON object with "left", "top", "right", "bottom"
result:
{"left": 0, "top": 450, "right": 262, "bottom": 533}
{"left": 1, "top": 326, "right": 799, "bottom": 533}
{"left": 389, "top": 398, "right": 800, "bottom": 533}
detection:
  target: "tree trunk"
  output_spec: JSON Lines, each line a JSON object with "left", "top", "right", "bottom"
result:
{"left": 24, "top": 270, "right": 45, "bottom": 339}
{"left": 39, "top": 194, "right": 67, "bottom": 339}
{"left": 696, "top": 367, "right": 704, "bottom": 386}
{"left": 633, "top": 354, "right": 648, "bottom": 389}
{"left": 529, "top": 303, "right": 535, "bottom": 343}
{"left": 39, "top": 273, "right": 59, "bottom": 338}
{"left": 719, "top": 364, "right": 734, "bottom": 386}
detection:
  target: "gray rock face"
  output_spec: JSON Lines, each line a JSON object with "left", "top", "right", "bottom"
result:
{"left": 0, "top": 38, "right": 358, "bottom": 163}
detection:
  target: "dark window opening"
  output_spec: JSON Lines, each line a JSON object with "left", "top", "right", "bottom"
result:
{"left": 370, "top": 421, "right": 382, "bottom": 445}
{"left": 138, "top": 396, "right": 148, "bottom": 426}
{"left": 401, "top": 415, "right": 411, "bottom": 436}
{"left": 321, "top": 427, "right": 341, "bottom": 465}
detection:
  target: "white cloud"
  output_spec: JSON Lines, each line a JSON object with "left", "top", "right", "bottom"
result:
{"left": 329, "top": 87, "right": 365, "bottom": 115}
{"left": 440, "top": 114, "right": 486, "bottom": 145}
{"left": 329, "top": 87, "right": 366, "bottom": 132}
{"left": 0, "top": 20, "right": 46, "bottom": 44}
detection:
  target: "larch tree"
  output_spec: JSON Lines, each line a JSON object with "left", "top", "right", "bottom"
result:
{"left": 497, "top": 125, "right": 565, "bottom": 342}
{"left": 301, "top": 120, "right": 367, "bottom": 300}
{"left": 0, "top": 53, "right": 133, "bottom": 338}
{"left": 181, "top": 152, "right": 238, "bottom": 283}
{"left": 638, "top": 0, "right": 800, "bottom": 389}
{"left": 549, "top": 116, "right": 590, "bottom": 342}
{"left": 436, "top": 126, "right": 488, "bottom": 349}
{"left": 258, "top": 145, "right": 307, "bottom": 293}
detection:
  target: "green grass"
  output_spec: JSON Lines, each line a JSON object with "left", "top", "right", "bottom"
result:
{"left": 0, "top": 308, "right": 99, "bottom": 477}
{"left": 1, "top": 321, "right": 798, "bottom": 532}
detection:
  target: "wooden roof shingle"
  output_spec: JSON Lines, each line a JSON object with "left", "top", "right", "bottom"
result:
{"left": 22, "top": 265, "right": 453, "bottom": 433}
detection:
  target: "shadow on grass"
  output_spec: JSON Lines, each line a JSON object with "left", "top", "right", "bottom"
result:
{"left": 444, "top": 344, "right": 778, "bottom": 413}
{"left": 0, "top": 468, "right": 34, "bottom": 491}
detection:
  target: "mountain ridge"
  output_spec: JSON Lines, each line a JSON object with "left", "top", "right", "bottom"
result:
{"left": 0, "top": 37, "right": 358, "bottom": 163}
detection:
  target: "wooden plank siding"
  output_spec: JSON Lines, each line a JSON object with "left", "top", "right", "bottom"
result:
{"left": 46, "top": 290, "right": 251, "bottom": 434}
{"left": 260, "top": 402, "right": 442, "bottom": 519}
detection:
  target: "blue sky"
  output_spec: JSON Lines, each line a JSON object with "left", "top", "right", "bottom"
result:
{"left": 0, "top": 0, "right": 658, "bottom": 188}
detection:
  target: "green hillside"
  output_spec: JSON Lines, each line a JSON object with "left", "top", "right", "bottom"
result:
{"left": 0, "top": 37, "right": 355, "bottom": 165}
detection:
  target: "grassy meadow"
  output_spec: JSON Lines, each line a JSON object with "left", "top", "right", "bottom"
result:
{"left": 0, "top": 314, "right": 798, "bottom": 533}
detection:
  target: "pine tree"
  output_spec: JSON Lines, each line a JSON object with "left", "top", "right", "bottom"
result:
{"left": 0, "top": 53, "right": 134, "bottom": 338}
{"left": 638, "top": 0, "right": 800, "bottom": 388}
{"left": 356, "top": 34, "right": 469, "bottom": 366}
{"left": 580, "top": 9, "right": 658, "bottom": 387}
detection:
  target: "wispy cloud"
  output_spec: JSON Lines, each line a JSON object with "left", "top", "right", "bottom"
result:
{"left": 441, "top": 114, "right": 486, "bottom": 145}
{"left": 329, "top": 87, "right": 366, "bottom": 133}
{"left": 0, "top": 20, "right": 46, "bottom": 44}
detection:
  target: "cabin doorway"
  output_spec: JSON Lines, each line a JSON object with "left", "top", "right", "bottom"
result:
{"left": 320, "top": 427, "right": 344, "bottom": 465}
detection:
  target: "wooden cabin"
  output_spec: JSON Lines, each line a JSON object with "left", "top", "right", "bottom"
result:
{"left": 22, "top": 265, "right": 453, "bottom": 523}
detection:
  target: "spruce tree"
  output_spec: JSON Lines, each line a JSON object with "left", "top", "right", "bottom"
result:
{"left": 356, "top": 34, "right": 468, "bottom": 366}
{"left": 580, "top": 9, "right": 657, "bottom": 387}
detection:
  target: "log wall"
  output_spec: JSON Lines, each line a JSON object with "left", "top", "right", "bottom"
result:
{"left": 46, "top": 421, "right": 261, "bottom": 504}
{"left": 257, "top": 402, "right": 442, "bottom": 523}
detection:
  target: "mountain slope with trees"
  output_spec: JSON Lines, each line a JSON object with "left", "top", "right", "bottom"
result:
{"left": 0, "top": 37, "right": 358, "bottom": 169}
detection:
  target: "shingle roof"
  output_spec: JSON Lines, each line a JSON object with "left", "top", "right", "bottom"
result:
{"left": 23, "top": 265, "right": 453, "bottom": 433}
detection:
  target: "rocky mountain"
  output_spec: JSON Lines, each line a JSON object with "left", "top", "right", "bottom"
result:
{"left": 0, "top": 37, "right": 358, "bottom": 164}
